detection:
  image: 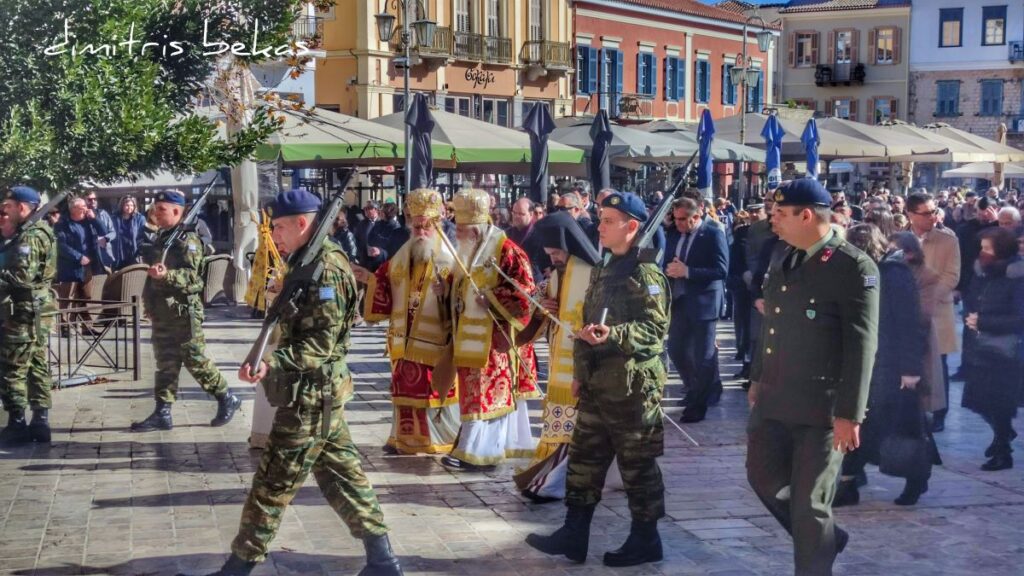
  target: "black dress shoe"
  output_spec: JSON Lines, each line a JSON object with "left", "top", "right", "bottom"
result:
{"left": 381, "top": 444, "right": 399, "bottom": 455}
{"left": 679, "top": 411, "right": 705, "bottom": 424}
{"left": 894, "top": 478, "right": 928, "bottom": 506}
{"left": 981, "top": 454, "right": 1013, "bottom": 471}
{"left": 986, "top": 430, "right": 1018, "bottom": 457}
{"left": 932, "top": 419, "right": 945, "bottom": 433}
{"left": 832, "top": 480, "right": 860, "bottom": 508}
{"left": 440, "top": 455, "right": 492, "bottom": 472}
{"left": 835, "top": 527, "right": 849, "bottom": 555}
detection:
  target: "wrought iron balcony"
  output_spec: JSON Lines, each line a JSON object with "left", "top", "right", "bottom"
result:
{"left": 614, "top": 93, "right": 655, "bottom": 121}
{"left": 291, "top": 15, "right": 324, "bottom": 46}
{"left": 814, "top": 63, "right": 866, "bottom": 87}
{"left": 453, "top": 32, "right": 512, "bottom": 64}
{"left": 1010, "top": 40, "right": 1024, "bottom": 63}
{"left": 520, "top": 40, "right": 573, "bottom": 70}
{"left": 391, "top": 26, "right": 453, "bottom": 59}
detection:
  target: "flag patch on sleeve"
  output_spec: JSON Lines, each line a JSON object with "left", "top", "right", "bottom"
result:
{"left": 648, "top": 284, "right": 661, "bottom": 295}
{"left": 319, "top": 287, "right": 336, "bottom": 300}
{"left": 863, "top": 275, "right": 878, "bottom": 287}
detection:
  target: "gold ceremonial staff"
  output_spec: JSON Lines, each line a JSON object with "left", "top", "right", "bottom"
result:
{"left": 483, "top": 257, "right": 576, "bottom": 334}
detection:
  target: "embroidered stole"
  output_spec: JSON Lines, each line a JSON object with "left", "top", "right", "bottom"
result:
{"left": 386, "top": 237, "right": 453, "bottom": 367}
{"left": 545, "top": 257, "right": 591, "bottom": 413}
{"left": 452, "top": 227, "right": 506, "bottom": 369}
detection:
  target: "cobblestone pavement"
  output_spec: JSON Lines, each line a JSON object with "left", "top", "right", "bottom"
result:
{"left": 2, "top": 307, "right": 1024, "bottom": 575}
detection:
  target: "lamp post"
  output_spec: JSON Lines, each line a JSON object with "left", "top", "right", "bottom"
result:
{"left": 730, "top": 14, "right": 775, "bottom": 207}
{"left": 375, "top": 1, "right": 436, "bottom": 196}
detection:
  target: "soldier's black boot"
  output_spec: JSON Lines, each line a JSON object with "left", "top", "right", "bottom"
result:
{"left": 28, "top": 409, "right": 51, "bottom": 443}
{"left": 524, "top": 504, "right": 594, "bottom": 563}
{"left": 130, "top": 401, "right": 172, "bottom": 432}
{"left": 0, "top": 408, "right": 30, "bottom": 446}
{"left": 603, "top": 520, "right": 663, "bottom": 567}
{"left": 210, "top": 393, "right": 241, "bottom": 427}
{"left": 357, "top": 533, "right": 403, "bottom": 576}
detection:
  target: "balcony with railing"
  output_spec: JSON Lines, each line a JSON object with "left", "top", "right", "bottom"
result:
{"left": 613, "top": 93, "right": 655, "bottom": 121}
{"left": 814, "top": 63, "right": 866, "bottom": 86}
{"left": 453, "top": 32, "right": 512, "bottom": 64}
{"left": 1010, "top": 40, "right": 1024, "bottom": 63}
{"left": 291, "top": 15, "right": 324, "bottom": 46}
{"left": 391, "top": 26, "right": 453, "bottom": 59}
{"left": 520, "top": 40, "right": 573, "bottom": 70}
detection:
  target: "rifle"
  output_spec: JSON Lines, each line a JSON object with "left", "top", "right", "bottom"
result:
{"left": 27, "top": 190, "right": 69, "bottom": 227}
{"left": 158, "top": 178, "right": 218, "bottom": 265}
{"left": 634, "top": 149, "right": 699, "bottom": 263}
{"left": 243, "top": 169, "right": 356, "bottom": 380}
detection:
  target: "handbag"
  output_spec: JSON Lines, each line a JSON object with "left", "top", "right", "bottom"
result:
{"left": 974, "top": 332, "right": 1019, "bottom": 361}
{"left": 878, "top": 389, "right": 931, "bottom": 479}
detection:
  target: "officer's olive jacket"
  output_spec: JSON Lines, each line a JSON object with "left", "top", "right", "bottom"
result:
{"left": 751, "top": 232, "right": 880, "bottom": 426}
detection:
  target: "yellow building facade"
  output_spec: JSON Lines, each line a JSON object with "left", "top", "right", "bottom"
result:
{"left": 315, "top": 0, "right": 573, "bottom": 125}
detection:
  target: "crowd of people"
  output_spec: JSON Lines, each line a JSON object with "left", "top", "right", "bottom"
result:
{"left": 3, "top": 174, "right": 1023, "bottom": 576}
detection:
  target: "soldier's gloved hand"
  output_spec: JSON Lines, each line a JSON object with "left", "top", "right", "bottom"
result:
{"left": 239, "top": 361, "right": 268, "bottom": 384}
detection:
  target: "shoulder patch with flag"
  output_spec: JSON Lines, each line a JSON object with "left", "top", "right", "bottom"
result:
{"left": 863, "top": 275, "right": 878, "bottom": 288}
{"left": 319, "top": 286, "right": 336, "bottom": 301}
{"left": 19, "top": 245, "right": 30, "bottom": 255}
{"left": 648, "top": 284, "right": 661, "bottom": 296}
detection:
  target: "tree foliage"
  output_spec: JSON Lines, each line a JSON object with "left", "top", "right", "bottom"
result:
{"left": 0, "top": 0, "right": 333, "bottom": 192}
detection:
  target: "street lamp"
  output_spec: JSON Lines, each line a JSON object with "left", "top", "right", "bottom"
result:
{"left": 374, "top": 0, "right": 435, "bottom": 196}
{"left": 732, "top": 11, "right": 776, "bottom": 208}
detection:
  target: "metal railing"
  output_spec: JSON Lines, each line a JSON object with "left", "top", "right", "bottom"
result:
{"left": 1010, "top": 40, "right": 1023, "bottom": 63}
{"left": 391, "top": 25, "right": 454, "bottom": 58}
{"left": 614, "top": 93, "right": 655, "bottom": 120}
{"left": 291, "top": 15, "right": 324, "bottom": 45}
{"left": 50, "top": 297, "right": 141, "bottom": 387}
{"left": 453, "top": 32, "right": 512, "bottom": 64}
{"left": 520, "top": 40, "right": 573, "bottom": 69}
{"left": 815, "top": 63, "right": 866, "bottom": 86}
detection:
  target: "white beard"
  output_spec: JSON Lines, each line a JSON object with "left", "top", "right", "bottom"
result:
{"left": 410, "top": 237, "right": 435, "bottom": 263}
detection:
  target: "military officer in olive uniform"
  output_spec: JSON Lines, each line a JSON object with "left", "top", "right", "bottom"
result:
{"left": 131, "top": 190, "right": 240, "bottom": 432}
{"left": 746, "top": 179, "right": 880, "bottom": 576}
{"left": 527, "top": 192, "right": 671, "bottom": 568}
{"left": 196, "top": 189, "right": 400, "bottom": 576}
{"left": 0, "top": 186, "right": 57, "bottom": 445}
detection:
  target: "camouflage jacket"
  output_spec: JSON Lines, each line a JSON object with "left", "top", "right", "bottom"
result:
{"left": 267, "top": 239, "right": 357, "bottom": 393}
{"left": 573, "top": 251, "right": 670, "bottom": 392}
{"left": 141, "top": 228, "right": 205, "bottom": 314}
{"left": 0, "top": 221, "right": 57, "bottom": 340}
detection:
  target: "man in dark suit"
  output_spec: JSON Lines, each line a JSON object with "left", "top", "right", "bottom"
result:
{"left": 664, "top": 197, "right": 728, "bottom": 423}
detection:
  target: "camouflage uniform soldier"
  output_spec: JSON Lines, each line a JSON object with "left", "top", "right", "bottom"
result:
{"left": 0, "top": 186, "right": 58, "bottom": 445}
{"left": 527, "top": 192, "right": 671, "bottom": 567}
{"left": 197, "top": 189, "right": 400, "bottom": 576}
{"left": 131, "top": 190, "right": 239, "bottom": 432}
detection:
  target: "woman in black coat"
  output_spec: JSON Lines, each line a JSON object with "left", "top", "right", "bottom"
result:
{"left": 836, "top": 224, "right": 930, "bottom": 506}
{"left": 727, "top": 217, "right": 751, "bottom": 374}
{"left": 961, "top": 226, "right": 1024, "bottom": 471}
{"left": 330, "top": 212, "right": 359, "bottom": 265}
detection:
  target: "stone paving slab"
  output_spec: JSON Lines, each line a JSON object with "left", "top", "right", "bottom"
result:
{"left": 0, "top": 307, "right": 1022, "bottom": 575}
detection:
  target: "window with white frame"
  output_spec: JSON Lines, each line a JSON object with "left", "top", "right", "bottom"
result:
{"left": 983, "top": 6, "right": 1007, "bottom": 46}
{"left": 875, "top": 28, "right": 894, "bottom": 64}
{"left": 455, "top": 0, "right": 472, "bottom": 33}
{"left": 529, "top": 0, "right": 543, "bottom": 41}
{"left": 796, "top": 32, "right": 816, "bottom": 67}
{"left": 487, "top": 0, "right": 502, "bottom": 37}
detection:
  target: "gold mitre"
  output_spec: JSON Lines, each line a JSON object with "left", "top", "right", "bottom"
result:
{"left": 406, "top": 188, "right": 443, "bottom": 219}
{"left": 452, "top": 188, "right": 491, "bottom": 224}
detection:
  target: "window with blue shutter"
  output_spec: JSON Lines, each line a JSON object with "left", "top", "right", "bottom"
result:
{"left": 746, "top": 69, "right": 763, "bottom": 112}
{"left": 981, "top": 79, "right": 1003, "bottom": 116}
{"left": 576, "top": 46, "right": 589, "bottom": 94}
{"left": 935, "top": 80, "right": 960, "bottom": 116}
{"left": 694, "top": 60, "right": 711, "bottom": 104}
{"left": 664, "top": 57, "right": 674, "bottom": 100}
{"left": 588, "top": 47, "right": 598, "bottom": 95}
{"left": 722, "top": 64, "right": 736, "bottom": 105}
{"left": 676, "top": 58, "right": 686, "bottom": 102}
{"left": 636, "top": 53, "right": 656, "bottom": 96}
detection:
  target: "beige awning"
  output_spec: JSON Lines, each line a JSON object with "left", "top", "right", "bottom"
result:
{"left": 925, "top": 123, "right": 1024, "bottom": 163}
{"left": 942, "top": 162, "right": 1024, "bottom": 178}
{"left": 713, "top": 113, "right": 893, "bottom": 159}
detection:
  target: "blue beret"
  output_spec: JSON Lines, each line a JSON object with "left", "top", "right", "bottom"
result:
{"left": 7, "top": 185, "right": 40, "bottom": 205}
{"left": 271, "top": 188, "right": 321, "bottom": 218}
{"left": 601, "top": 191, "right": 648, "bottom": 223}
{"left": 772, "top": 178, "right": 831, "bottom": 207}
{"left": 155, "top": 190, "right": 186, "bottom": 206}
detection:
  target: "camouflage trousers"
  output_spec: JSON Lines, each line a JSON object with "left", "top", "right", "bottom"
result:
{"left": 565, "top": 360, "right": 666, "bottom": 522}
{"left": 231, "top": 403, "right": 388, "bottom": 562}
{"left": 150, "top": 306, "right": 227, "bottom": 403}
{"left": 0, "top": 316, "right": 55, "bottom": 411}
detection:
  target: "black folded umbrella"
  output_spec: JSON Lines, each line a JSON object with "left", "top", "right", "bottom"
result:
{"left": 522, "top": 102, "right": 556, "bottom": 203}
{"left": 589, "top": 110, "right": 613, "bottom": 191}
{"left": 404, "top": 93, "right": 434, "bottom": 190}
